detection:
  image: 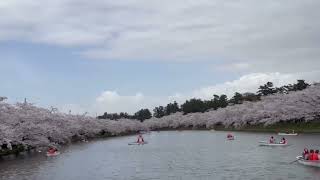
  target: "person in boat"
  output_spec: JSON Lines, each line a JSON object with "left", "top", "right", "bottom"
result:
{"left": 316, "top": 150, "right": 320, "bottom": 160}
{"left": 279, "top": 137, "right": 286, "bottom": 144}
{"left": 310, "top": 150, "right": 319, "bottom": 161}
{"left": 136, "top": 134, "right": 144, "bottom": 143}
{"left": 269, "top": 136, "right": 276, "bottom": 144}
{"left": 227, "top": 133, "right": 233, "bottom": 138}
{"left": 47, "top": 146, "right": 58, "bottom": 154}
{"left": 309, "top": 149, "right": 315, "bottom": 160}
{"left": 302, "top": 148, "right": 309, "bottom": 160}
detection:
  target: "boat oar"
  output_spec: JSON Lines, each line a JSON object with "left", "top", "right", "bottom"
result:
{"left": 289, "top": 157, "right": 302, "bottom": 164}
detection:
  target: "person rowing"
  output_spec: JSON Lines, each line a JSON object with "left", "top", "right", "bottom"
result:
{"left": 136, "top": 134, "right": 144, "bottom": 144}
{"left": 269, "top": 136, "right": 276, "bottom": 144}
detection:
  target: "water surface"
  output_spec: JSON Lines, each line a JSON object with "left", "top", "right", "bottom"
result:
{"left": 1, "top": 131, "right": 320, "bottom": 180}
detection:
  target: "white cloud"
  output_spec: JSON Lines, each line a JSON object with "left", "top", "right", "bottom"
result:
{"left": 216, "top": 62, "right": 251, "bottom": 72}
{"left": 192, "top": 73, "right": 302, "bottom": 99}
{"left": 93, "top": 91, "right": 165, "bottom": 114}
{"left": 0, "top": 0, "right": 320, "bottom": 72}
{"left": 2, "top": 0, "right": 320, "bottom": 114}
{"left": 62, "top": 71, "right": 320, "bottom": 115}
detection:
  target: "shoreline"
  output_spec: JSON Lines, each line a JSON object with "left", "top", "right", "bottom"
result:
{"left": 1, "top": 121, "right": 320, "bottom": 159}
{"left": 152, "top": 120, "right": 320, "bottom": 133}
{"left": 0, "top": 130, "right": 140, "bottom": 159}
{"left": 219, "top": 121, "right": 320, "bottom": 133}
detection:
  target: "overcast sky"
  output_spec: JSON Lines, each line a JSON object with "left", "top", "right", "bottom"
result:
{"left": 1, "top": 0, "right": 320, "bottom": 115}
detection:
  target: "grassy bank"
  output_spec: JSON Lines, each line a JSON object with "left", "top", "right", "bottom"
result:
{"left": 214, "top": 121, "right": 320, "bottom": 133}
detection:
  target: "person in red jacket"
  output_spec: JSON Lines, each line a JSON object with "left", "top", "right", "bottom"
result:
{"left": 309, "top": 149, "right": 315, "bottom": 160}
{"left": 313, "top": 150, "right": 319, "bottom": 160}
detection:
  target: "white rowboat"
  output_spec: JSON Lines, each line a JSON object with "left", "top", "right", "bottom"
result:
{"left": 46, "top": 151, "right": 60, "bottom": 157}
{"left": 259, "top": 142, "right": 289, "bottom": 146}
{"left": 128, "top": 142, "right": 148, "bottom": 145}
{"left": 296, "top": 156, "right": 320, "bottom": 168}
{"left": 278, "top": 133, "right": 298, "bottom": 136}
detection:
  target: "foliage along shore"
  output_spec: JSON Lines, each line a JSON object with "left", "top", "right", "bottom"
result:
{"left": 2, "top": 121, "right": 320, "bottom": 157}
{"left": 98, "top": 80, "right": 311, "bottom": 121}
{"left": 0, "top": 100, "right": 148, "bottom": 157}
{"left": 144, "top": 83, "right": 320, "bottom": 131}
{"left": 0, "top": 130, "right": 139, "bottom": 157}
{"left": 1, "top": 81, "right": 320, "bottom": 157}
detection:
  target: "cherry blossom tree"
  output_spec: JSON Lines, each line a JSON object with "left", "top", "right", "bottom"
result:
{"left": 0, "top": 100, "right": 147, "bottom": 151}
{"left": 144, "top": 84, "right": 320, "bottom": 130}
{"left": 1, "top": 84, "right": 319, "bottom": 154}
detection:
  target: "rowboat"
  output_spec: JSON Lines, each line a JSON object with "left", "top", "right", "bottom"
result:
{"left": 278, "top": 132, "right": 298, "bottom": 136}
{"left": 259, "top": 142, "right": 289, "bottom": 146}
{"left": 46, "top": 151, "right": 60, "bottom": 157}
{"left": 227, "top": 133, "right": 234, "bottom": 140}
{"left": 296, "top": 156, "right": 320, "bottom": 167}
{"left": 128, "top": 142, "right": 148, "bottom": 145}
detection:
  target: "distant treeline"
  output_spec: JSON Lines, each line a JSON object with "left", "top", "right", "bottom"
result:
{"left": 97, "top": 80, "right": 310, "bottom": 121}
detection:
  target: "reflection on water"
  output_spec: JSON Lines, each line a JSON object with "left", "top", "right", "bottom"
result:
{"left": 0, "top": 131, "right": 319, "bottom": 180}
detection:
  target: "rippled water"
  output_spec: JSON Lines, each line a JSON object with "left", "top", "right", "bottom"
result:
{"left": 1, "top": 131, "right": 320, "bottom": 180}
